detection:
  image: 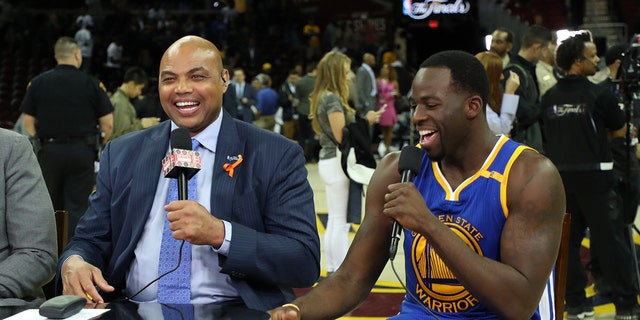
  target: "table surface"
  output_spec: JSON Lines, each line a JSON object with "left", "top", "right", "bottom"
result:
{"left": 1, "top": 301, "right": 270, "bottom": 320}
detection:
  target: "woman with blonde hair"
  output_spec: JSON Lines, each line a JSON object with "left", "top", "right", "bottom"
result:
{"left": 310, "top": 51, "right": 382, "bottom": 274}
{"left": 475, "top": 51, "right": 520, "bottom": 135}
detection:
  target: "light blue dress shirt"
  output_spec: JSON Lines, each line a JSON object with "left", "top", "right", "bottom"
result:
{"left": 125, "top": 112, "right": 238, "bottom": 303}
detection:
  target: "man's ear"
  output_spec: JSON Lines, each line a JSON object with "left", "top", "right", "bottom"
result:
{"left": 465, "top": 95, "right": 484, "bottom": 119}
{"left": 221, "top": 69, "right": 230, "bottom": 91}
{"left": 75, "top": 49, "right": 83, "bottom": 66}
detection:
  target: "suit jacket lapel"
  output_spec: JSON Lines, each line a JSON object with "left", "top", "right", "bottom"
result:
{"left": 211, "top": 112, "right": 243, "bottom": 221}
{"left": 129, "top": 122, "right": 171, "bottom": 239}
{"left": 108, "top": 122, "right": 170, "bottom": 288}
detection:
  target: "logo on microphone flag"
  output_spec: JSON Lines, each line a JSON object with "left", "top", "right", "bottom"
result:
{"left": 162, "top": 149, "right": 202, "bottom": 177}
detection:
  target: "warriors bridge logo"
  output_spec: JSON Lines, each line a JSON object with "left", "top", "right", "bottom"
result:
{"left": 402, "top": 0, "right": 471, "bottom": 20}
{"left": 410, "top": 215, "right": 484, "bottom": 312}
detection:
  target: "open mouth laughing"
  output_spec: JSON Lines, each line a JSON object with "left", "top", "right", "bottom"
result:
{"left": 175, "top": 101, "right": 199, "bottom": 113}
{"left": 419, "top": 129, "right": 438, "bottom": 147}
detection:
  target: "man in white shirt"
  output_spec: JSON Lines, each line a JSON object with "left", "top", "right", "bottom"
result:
{"left": 74, "top": 24, "right": 93, "bottom": 74}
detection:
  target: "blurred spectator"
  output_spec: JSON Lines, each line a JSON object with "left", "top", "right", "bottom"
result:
{"left": 252, "top": 73, "right": 278, "bottom": 131}
{"left": 536, "top": 39, "right": 558, "bottom": 97}
{"left": 303, "top": 18, "right": 321, "bottom": 61}
{"left": 133, "top": 84, "right": 168, "bottom": 122}
{"left": 109, "top": 66, "right": 159, "bottom": 141}
{"left": 105, "top": 37, "right": 124, "bottom": 92}
{"left": 383, "top": 51, "right": 411, "bottom": 97}
{"left": 278, "top": 69, "right": 299, "bottom": 139}
{"left": 222, "top": 69, "right": 238, "bottom": 118}
{"left": 261, "top": 62, "right": 272, "bottom": 76}
{"left": 376, "top": 64, "right": 399, "bottom": 155}
{"left": 476, "top": 51, "right": 520, "bottom": 136}
{"left": 232, "top": 68, "right": 257, "bottom": 123}
{"left": 355, "top": 52, "right": 377, "bottom": 116}
{"left": 502, "top": 25, "right": 553, "bottom": 152}
{"left": 490, "top": 27, "right": 515, "bottom": 68}
{"left": 295, "top": 62, "right": 318, "bottom": 162}
{"left": 74, "top": 24, "right": 93, "bottom": 74}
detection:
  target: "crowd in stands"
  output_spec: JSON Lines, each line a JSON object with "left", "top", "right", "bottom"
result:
{"left": 0, "top": 1, "right": 412, "bottom": 131}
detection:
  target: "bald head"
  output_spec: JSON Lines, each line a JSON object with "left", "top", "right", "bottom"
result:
{"left": 160, "top": 36, "right": 223, "bottom": 73}
{"left": 158, "top": 35, "right": 230, "bottom": 136}
{"left": 54, "top": 36, "right": 81, "bottom": 68}
{"left": 363, "top": 53, "right": 376, "bottom": 67}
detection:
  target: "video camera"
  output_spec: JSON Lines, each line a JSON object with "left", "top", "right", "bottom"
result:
{"left": 619, "top": 34, "right": 640, "bottom": 88}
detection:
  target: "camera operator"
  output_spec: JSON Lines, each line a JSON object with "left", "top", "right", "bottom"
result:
{"left": 589, "top": 43, "right": 640, "bottom": 299}
{"left": 541, "top": 32, "right": 640, "bottom": 318}
{"left": 598, "top": 43, "right": 640, "bottom": 226}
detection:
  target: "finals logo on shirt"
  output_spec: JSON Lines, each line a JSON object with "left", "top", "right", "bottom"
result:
{"left": 410, "top": 214, "right": 485, "bottom": 312}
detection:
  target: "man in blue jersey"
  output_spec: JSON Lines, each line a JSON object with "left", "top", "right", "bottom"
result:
{"left": 269, "top": 50, "right": 566, "bottom": 319}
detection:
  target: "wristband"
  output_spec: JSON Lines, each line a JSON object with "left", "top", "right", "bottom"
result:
{"left": 281, "top": 303, "right": 300, "bottom": 313}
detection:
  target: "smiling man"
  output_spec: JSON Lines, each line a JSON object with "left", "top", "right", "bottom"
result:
{"left": 57, "top": 35, "right": 320, "bottom": 313}
{"left": 269, "top": 50, "right": 565, "bottom": 320}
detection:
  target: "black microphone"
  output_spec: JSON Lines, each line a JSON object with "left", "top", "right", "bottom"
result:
{"left": 162, "top": 128, "right": 201, "bottom": 200}
{"left": 389, "top": 146, "right": 423, "bottom": 261}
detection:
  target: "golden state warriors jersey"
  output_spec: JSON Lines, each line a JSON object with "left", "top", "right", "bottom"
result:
{"left": 394, "top": 136, "right": 555, "bottom": 320}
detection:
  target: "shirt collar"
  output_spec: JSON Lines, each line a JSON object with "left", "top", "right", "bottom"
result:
{"left": 170, "top": 111, "right": 223, "bottom": 154}
{"left": 362, "top": 63, "right": 374, "bottom": 74}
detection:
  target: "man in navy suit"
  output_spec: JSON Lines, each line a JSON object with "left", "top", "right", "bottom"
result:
{"left": 57, "top": 35, "right": 320, "bottom": 312}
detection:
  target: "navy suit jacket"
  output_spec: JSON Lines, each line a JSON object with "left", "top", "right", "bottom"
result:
{"left": 57, "top": 110, "right": 320, "bottom": 311}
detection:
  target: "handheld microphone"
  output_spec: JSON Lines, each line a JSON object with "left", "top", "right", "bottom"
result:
{"left": 162, "top": 128, "right": 201, "bottom": 200}
{"left": 389, "top": 145, "right": 423, "bottom": 261}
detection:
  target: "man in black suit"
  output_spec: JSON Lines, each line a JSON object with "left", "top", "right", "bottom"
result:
{"left": 222, "top": 74, "right": 238, "bottom": 119}
{"left": 232, "top": 68, "right": 257, "bottom": 123}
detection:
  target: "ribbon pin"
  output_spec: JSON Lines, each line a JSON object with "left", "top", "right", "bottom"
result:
{"left": 223, "top": 155, "right": 243, "bottom": 178}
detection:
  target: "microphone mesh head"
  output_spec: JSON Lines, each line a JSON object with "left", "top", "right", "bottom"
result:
{"left": 398, "top": 146, "right": 423, "bottom": 175}
{"left": 170, "top": 128, "right": 192, "bottom": 150}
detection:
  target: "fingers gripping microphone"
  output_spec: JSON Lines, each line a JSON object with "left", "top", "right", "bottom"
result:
{"left": 162, "top": 128, "right": 202, "bottom": 200}
{"left": 389, "top": 146, "right": 423, "bottom": 261}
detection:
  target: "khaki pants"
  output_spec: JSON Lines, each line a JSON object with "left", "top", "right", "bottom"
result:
{"left": 282, "top": 120, "right": 298, "bottom": 140}
{"left": 253, "top": 115, "right": 276, "bottom": 131}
